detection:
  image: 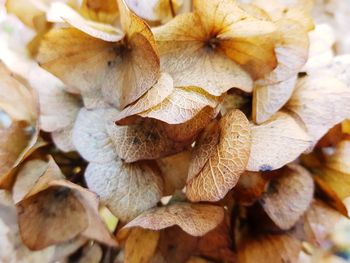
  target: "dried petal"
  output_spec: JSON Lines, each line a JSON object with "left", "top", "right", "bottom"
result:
{"left": 186, "top": 110, "right": 251, "bottom": 202}
{"left": 260, "top": 164, "right": 314, "bottom": 230}
{"left": 286, "top": 75, "right": 350, "bottom": 148}
{"left": 85, "top": 160, "right": 163, "bottom": 221}
{"left": 124, "top": 202, "right": 224, "bottom": 236}
{"left": 247, "top": 112, "right": 312, "bottom": 171}
{"left": 0, "top": 62, "right": 37, "bottom": 123}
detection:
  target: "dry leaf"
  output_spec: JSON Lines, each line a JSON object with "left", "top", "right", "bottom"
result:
{"left": 186, "top": 110, "right": 251, "bottom": 202}
{"left": 0, "top": 62, "right": 37, "bottom": 123}
{"left": 247, "top": 111, "right": 312, "bottom": 171}
{"left": 260, "top": 164, "right": 314, "bottom": 230}
{"left": 17, "top": 176, "right": 117, "bottom": 249}
{"left": 286, "top": 75, "right": 350, "bottom": 148}
{"left": 73, "top": 107, "right": 195, "bottom": 163}
{"left": 0, "top": 121, "right": 34, "bottom": 188}
{"left": 38, "top": 0, "right": 160, "bottom": 109}
{"left": 115, "top": 72, "right": 174, "bottom": 124}
{"left": 153, "top": 0, "right": 280, "bottom": 96}
{"left": 253, "top": 75, "right": 297, "bottom": 124}
{"left": 116, "top": 79, "right": 220, "bottom": 125}
{"left": 124, "top": 202, "right": 224, "bottom": 236}
{"left": 157, "top": 151, "right": 192, "bottom": 196}
{"left": 12, "top": 159, "right": 49, "bottom": 203}
{"left": 237, "top": 234, "right": 302, "bottom": 263}
{"left": 124, "top": 228, "right": 160, "bottom": 263}
{"left": 85, "top": 159, "right": 163, "bottom": 222}
{"left": 0, "top": 190, "right": 85, "bottom": 263}
{"left": 17, "top": 185, "right": 89, "bottom": 250}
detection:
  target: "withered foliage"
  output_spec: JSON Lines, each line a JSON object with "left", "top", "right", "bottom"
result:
{"left": 1, "top": 0, "right": 350, "bottom": 262}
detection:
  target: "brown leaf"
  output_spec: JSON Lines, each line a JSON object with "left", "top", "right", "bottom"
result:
{"left": 0, "top": 121, "right": 35, "bottom": 188}
{"left": 85, "top": 159, "right": 163, "bottom": 222}
{"left": 260, "top": 164, "right": 314, "bottom": 230}
{"left": 237, "top": 234, "right": 301, "bottom": 263}
{"left": 38, "top": 0, "right": 160, "bottom": 109}
{"left": 17, "top": 185, "right": 89, "bottom": 250}
{"left": 157, "top": 151, "right": 192, "bottom": 196}
{"left": 286, "top": 75, "right": 350, "bottom": 148}
{"left": 124, "top": 202, "right": 224, "bottom": 236}
{"left": 115, "top": 72, "right": 174, "bottom": 124}
{"left": 0, "top": 62, "right": 37, "bottom": 123}
{"left": 186, "top": 109, "right": 251, "bottom": 202}
{"left": 153, "top": 0, "right": 279, "bottom": 95}
{"left": 12, "top": 159, "right": 49, "bottom": 203}
{"left": 73, "top": 107, "right": 196, "bottom": 163}
{"left": 0, "top": 190, "right": 85, "bottom": 262}
{"left": 17, "top": 169, "right": 117, "bottom": 249}
{"left": 117, "top": 84, "right": 221, "bottom": 125}
{"left": 124, "top": 228, "right": 160, "bottom": 263}
{"left": 247, "top": 111, "right": 311, "bottom": 172}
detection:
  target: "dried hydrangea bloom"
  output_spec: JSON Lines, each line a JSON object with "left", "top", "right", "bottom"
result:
{"left": 37, "top": 0, "right": 160, "bottom": 109}
{"left": 153, "top": 0, "right": 280, "bottom": 96}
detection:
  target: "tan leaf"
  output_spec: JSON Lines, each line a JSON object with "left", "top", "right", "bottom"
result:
{"left": 52, "top": 125, "right": 76, "bottom": 152}
{"left": 260, "top": 164, "right": 314, "bottom": 230}
{"left": 157, "top": 151, "right": 192, "bottom": 196}
{"left": 0, "top": 121, "right": 35, "bottom": 188}
{"left": 46, "top": 2, "right": 124, "bottom": 42}
{"left": 72, "top": 108, "right": 119, "bottom": 163}
{"left": 12, "top": 159, "right": 49, "bottom": 203}
{"left": 17, "top": 179, "right": 117, "bottom": 250}
{"left": 237, "top": 234, "right": 301, "bottom": 263}
{"left": 161, "top": 106, "right": 219, "bottom": 143}
{"left": 0, "top": 62, "right": 37, "bottom": 123}
{"left": 252, "top": 0, "right": 314, "bottom": 31}
{"left": 0, "top": 190, "right": 85, "bottom": 263}
{"left": 38, "top": 0, "right": 160, "bottom": 110}
{"left": 253, "top": 75, "right": 297, "bottom": 124}
{"left": 247, "top": 111, "right": 312, "bottom": 172}
{"left": 286, "top": 75, "right": 350, "bottom": 148}
{"left": 186, "top": 110, "right": 251, "bottom": 202}
{"left": 187, "top": 120, "right": 220, "bottom": 182}
{"left": 115, "top": 72, "right": 174, "bottom": 124}
{"left": 17, "top": 185, "right": 89, "bottom": 250}
{"left": 85, "top": 159, "right": 163, "bottom": 222}
{"left": 73, "top": 107, "right": 195, "bottom": 163}
{"left": 124, "top": 228, "right": 160, "bottom": 263}
{"left": 124, "top": 202, "right": 224, "bottom": 236}
{"left": 117, "top": 81, "right": 220, "bottom": 125}
{"left": 154, "top": 0, "right": 278, "bottom": 95}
